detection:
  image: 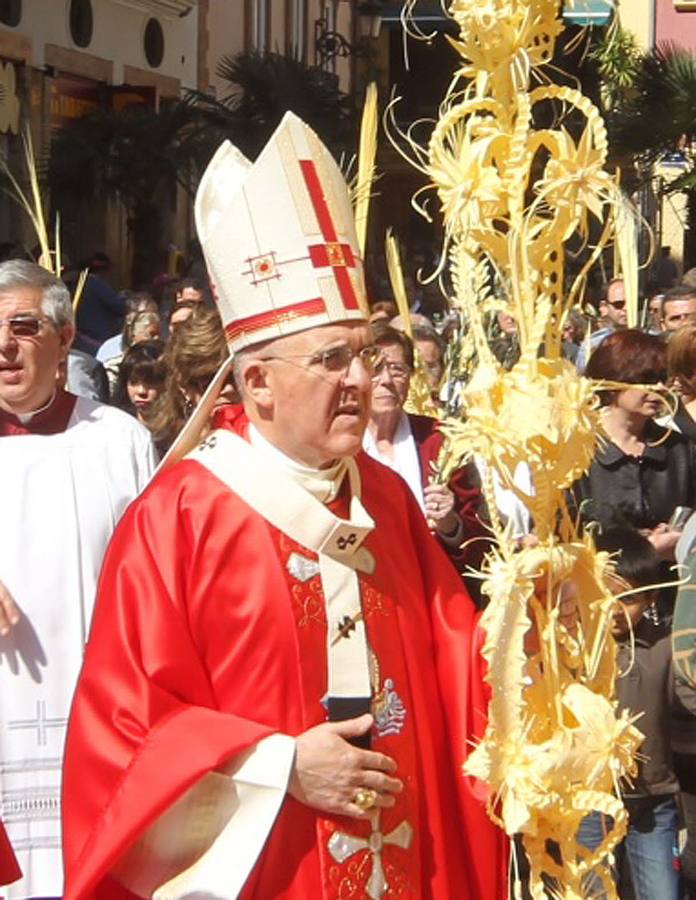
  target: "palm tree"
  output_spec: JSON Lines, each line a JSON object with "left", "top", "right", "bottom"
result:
{"left": 610, "top": 43, "right": 696, "bottom": 264}
{"left": 48, "top": 96, "right": 213, "bottom": 286}
{"left": 193, "top": 51, "right": 357, "bottom": 161}
{"left": 48, "top": 52, "right": 358, "bottom": 285}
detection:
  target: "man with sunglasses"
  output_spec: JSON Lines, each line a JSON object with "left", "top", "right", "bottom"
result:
{"left": 0, "top": 260, "right": 156, "bottom": 896}
{"left": 62, "top": 115, "right": 505, "bottom": 900}
{"left": 576, "top": 278, "right": 627, "bottom": 373}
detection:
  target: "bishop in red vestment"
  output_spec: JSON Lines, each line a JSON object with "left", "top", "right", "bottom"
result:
{"left": 62, "top": 113, "right": 506, "bottom": 899}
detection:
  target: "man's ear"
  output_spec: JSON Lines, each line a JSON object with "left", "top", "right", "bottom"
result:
{"left": 240, "top": 358, "right": 274, "bottom": 410}
{"left": 58, "top": 324, "right": 75, "bottom": 361}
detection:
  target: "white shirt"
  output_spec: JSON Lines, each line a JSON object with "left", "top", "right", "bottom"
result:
{"left": 96, "top": 332, "right": 124, "bottom": 363}
{"left": 362, "top": 412, "right": 426, "bottom": 514}
{"left": 0, "top": 397, "right": 156, "bottom": 898}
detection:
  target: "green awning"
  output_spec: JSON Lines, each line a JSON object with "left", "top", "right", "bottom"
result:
{"left": 378, "top": 1, "right": 613, "bottom": 30}
{"left": 563, "top": 0, "right": 614, "bottom": 26}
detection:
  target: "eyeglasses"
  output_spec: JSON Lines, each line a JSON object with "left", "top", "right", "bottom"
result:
{"left": 0, "top": 315, "right": 51, "bottom": 337}
{"left": 371, "top": 358, "right": 412, "bottom": 381}
{"left": 607, "top": 300, "right": 626, "bottom": 310}
{"left": 260, "top": 344, "right": 383, "bottom": 376}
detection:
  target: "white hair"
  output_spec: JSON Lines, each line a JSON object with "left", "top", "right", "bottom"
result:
{"left": 231, "top": 337, "right": 279, "bottom": 398}
{"left": 0, "top": 259, "right": 73, "bottom": 328}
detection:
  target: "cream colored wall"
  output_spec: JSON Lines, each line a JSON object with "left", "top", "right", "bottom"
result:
{"left": 334, "top": 0, "right": 351, "bottom": 91}
{"left": 206, "top": 0, "right": 355, "bottom": 99}
{"left": 270, "top": 1, "right": 285, "bottom": 53}
{"left": 617, "top": 0, "right": 654, "bottom": 49}
{"left": 206, "top": 0, "right": 246, "bottom": 98}
{"left": 4, "top": 0, "right": 198, "bottom": 89}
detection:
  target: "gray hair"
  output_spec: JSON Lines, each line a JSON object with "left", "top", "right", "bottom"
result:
{"left": 0, "top": 259, "right": 74, "bottom": 328}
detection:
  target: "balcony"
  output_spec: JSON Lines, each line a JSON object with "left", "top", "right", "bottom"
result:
{"left": 113, "top": 0, "right": 197, "bottom": 17}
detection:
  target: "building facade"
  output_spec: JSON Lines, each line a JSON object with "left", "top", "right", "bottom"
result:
{"left": 0, "top": 1, "right": 376, "bottom": 282}
{"left": 0, "top": 0, "right": 199, "bottom": 282}
{"left": 202, "top": 0, "right": 358, "bottom": 100}
{"left": 617, "top": 0, "right": 696, "bottom": 273}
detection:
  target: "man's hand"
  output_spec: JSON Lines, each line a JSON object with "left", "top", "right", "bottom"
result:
{"left": 644, "top": 523, "right": 680, "bottom": 560}
{"left": 288, "top": 714, "right": 403, "bottom": 819}
{"left": 423, "top": 483, "right": 459, "bottom": 536}
{"left": 0, "top": 580, "right": 20, "bottom": 636}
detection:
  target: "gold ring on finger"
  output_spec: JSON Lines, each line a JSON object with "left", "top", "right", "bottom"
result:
{"left": 353, "top": 788, "right": 378, "bottom": 811}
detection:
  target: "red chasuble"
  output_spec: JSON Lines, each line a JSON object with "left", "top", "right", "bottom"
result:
{"left": 0, "top": 821, "right": 20, "bottom": 886}
{"left": 62, "top": 407, "right": 506, "bottom": 899}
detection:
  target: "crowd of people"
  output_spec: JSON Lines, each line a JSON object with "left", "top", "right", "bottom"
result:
{"left": 3, "top": 113, "right": 696, "bottom": 900}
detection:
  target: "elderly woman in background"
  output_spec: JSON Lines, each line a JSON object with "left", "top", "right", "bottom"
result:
{"left": 363, "top": 323, "right": 487, "bottom": 584}
{"left": 98, "top": 292, "right": 160, "bottom": 394}
{"left": 666, "top": 324, "right": 696, "bottom": 440}
{"left": 574, "top": 329, "right": 696, "bottom": 561}
{"left": 148, "top": 305, "right": 233, "bottom": 453}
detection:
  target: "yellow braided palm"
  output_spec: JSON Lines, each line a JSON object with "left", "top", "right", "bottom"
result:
{"left": 412, "top": 1, "right": 645, "bottom": 895}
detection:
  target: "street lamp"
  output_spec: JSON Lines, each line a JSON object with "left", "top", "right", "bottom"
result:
{"left": 314, "top": 1, "right": 383, "bottom": 69}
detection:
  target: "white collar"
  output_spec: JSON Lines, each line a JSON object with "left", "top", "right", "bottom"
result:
{"left": 248, "top": 424, "right": 347, "bottom": 503}
{"left": 17, "top": 390, "right": 57, "bottom": 425}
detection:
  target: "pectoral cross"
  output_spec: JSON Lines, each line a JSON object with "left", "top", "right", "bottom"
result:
{"left": 328, "top": 812, "right": 414, "bottom": 899}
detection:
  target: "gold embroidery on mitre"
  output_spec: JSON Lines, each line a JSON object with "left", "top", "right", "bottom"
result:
{"left": 326, "top": 243, "right": 347, "bottom": 267}
{"left": 247, "top": 253, "right": 279, "bottom": 284}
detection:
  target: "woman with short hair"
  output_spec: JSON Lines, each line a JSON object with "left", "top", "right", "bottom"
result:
{"left": 574, "top": 329, "right": 696, "bottom": 561}
{"left": 666, "top": 323, "right": 696, "bottom": 440}
{"left": 113, "top": 340, "right": 165, "bottom": 427}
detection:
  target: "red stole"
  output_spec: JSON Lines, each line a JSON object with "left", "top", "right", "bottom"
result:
{"left": 0, "top": 391, "right": 77, "bottom": 436}
{"left": 264, "top": 499, "right": 424, "bottom": 897}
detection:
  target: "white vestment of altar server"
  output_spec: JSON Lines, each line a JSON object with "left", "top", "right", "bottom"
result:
{"left": 0, "top": 397, "right": 156, "bottom": 898}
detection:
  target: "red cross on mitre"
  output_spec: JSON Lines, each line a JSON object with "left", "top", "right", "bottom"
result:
{"left": 299, "top": 159, "right": 360, "bottom": 312}
{"left": 308, "top": 242, "right": 356, "bottom": 270}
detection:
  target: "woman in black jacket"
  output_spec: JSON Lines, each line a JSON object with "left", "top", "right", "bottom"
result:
{"left": 573, "top": 329, "right": 696, "bottom": 561}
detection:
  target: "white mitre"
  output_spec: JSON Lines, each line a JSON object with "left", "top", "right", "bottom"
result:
{"left": 195, "top": 110, "right": 369, "bottom": 353}
{"left": 159, "top": 113, "right": 369, "bottom": 471}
